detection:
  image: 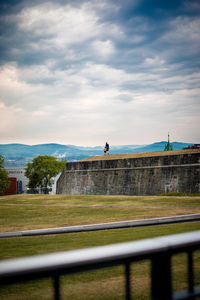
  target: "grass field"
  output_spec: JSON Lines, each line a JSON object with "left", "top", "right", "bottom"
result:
{"left": 0, "top": 194, "right": 200, "bottom": 299}
{"left": 1, "top": 194, "right": 200, "bottom": 232}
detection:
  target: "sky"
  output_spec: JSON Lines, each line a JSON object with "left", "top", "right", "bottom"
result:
{"left": 0, "top": 0, "right": 199, "bottom": 146}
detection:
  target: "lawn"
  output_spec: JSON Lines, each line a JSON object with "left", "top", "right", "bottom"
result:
{"left": 0, "top": 194, "right": 200, "bottom": 299}
{"left": 0, "top": 194, "right": 200, "bottom": 232}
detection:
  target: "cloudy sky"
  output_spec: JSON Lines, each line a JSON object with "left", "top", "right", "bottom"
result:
{"left": 0, "top": 0, "right": 199, "bottom": 146}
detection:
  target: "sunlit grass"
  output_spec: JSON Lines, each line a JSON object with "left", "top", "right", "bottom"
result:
{"left": 82, "top": 149, "right": 200, "bottom": 161}
{"left": 0, "top": 194, "right": 200, "bottom": 232}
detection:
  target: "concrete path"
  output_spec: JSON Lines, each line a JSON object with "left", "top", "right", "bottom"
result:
{"left": 0, "top": 213, "right": 200, "bottom": 239}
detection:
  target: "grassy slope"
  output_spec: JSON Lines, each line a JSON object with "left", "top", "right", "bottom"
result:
{"left": 0, "top": 194, "right": 200, "bottom": 299}
{"left": 82, "top": 148, "right": 200, "bottom": 161}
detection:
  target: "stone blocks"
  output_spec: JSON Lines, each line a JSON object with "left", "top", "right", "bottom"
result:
{"left": 56, "top": 152, "right": 200, "bottom": 195}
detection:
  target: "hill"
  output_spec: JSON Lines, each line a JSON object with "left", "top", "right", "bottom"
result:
{"left": 0, "top": 141, "right": 193, "bottom": 167}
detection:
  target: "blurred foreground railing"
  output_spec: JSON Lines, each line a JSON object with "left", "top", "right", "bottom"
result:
{"left": 0, "top": 230, "right": 200, "bottom": 300}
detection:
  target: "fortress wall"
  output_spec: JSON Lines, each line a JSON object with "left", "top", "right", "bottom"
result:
{"left": 56, "top": 152, "right": 200, "bottom": 195}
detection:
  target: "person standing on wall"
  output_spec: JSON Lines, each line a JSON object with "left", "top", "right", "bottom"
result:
{"left": 104, "top": 142, "right": 109, "bottom": 155}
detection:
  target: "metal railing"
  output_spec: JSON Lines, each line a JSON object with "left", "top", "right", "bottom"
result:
{"left": 0, "top": 230, "right": 200, "bottom": 300}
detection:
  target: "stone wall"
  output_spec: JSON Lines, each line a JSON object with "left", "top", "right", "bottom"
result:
{"left": 56, "top": 151, "right": 200, "bottom": 195}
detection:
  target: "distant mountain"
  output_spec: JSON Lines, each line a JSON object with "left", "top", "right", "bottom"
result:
{"left": 0, "top": 142, "right": 193, "bottom": 167}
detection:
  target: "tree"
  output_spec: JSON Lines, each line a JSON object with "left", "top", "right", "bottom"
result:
{"left": 0, "top": 155, "right": 9, "bottom": 196}
{"left": 25, "top": 155, "right": 66, "bottom": 193}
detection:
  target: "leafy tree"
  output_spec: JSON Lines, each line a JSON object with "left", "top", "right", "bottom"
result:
{"left": 0, "top": 155, "right": 9, "bottom": 196}
{"left": 25, "top": 155, "right": 66, "bottom": 193}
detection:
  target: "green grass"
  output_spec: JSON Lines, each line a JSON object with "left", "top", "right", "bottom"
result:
{"left": 0, "top": 223, "right": 200, "bottom": 299}
{"left": 0, "top": 222, "right": 200, "bottom": 259}
{"left": 158, "top": 192, "right": 200, "bottom": 196}
{"left": 0, "top": 194, "right": 200, "bottom": 232}
{"left": 0, "top": 194, "right": 200, "bottom": 299}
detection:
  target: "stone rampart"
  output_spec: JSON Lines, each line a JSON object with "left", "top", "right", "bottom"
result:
{"left": 56, "top": 150, "right": 200, "bottom": 195}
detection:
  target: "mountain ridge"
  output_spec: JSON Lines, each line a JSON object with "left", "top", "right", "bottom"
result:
{"left": 0, "top": 141, "right": 193, "bottom": 167}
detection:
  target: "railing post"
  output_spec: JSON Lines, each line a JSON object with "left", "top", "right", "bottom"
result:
{"left": 54, "top": 275, "right": 60, "bottom": 300}
{"left": 151, "top": 253, "right": 172, "bottom": 300}
{"left": 188, "top": 250, "right": 194, "bottom": 299}
{"left": 125, "top": 262, "right": 131, "bottom": 300}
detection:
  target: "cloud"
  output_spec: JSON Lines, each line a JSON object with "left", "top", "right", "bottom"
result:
{"left": 0, "top": 57, "right": 199, "bottom": 120}
{"left": 17, "top": 3, "right": 99, "bottom": 40}
{"left": 0, "top": 0, "right": 199, "bottom": 145}
{"left": 92, "top": 40, "right": 115, "bottom": 59}
{"left": 163, "top": 16, "right": 200, "bottom": 46}
{"left": 0, "top": 63, "right": 34, "bottom": 106}
{"left": 149, "top": 16, "right": 200, "bottom": 64}
{"left": 15, "top": 2, "right": 122, "bottom": 52}
{"left": 145, "top": 56, "right": 165, "bottom": 67}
